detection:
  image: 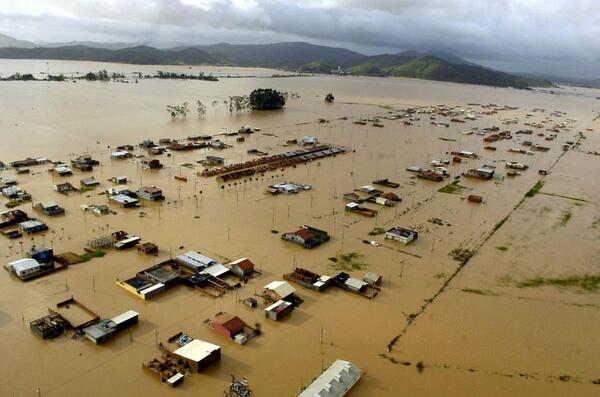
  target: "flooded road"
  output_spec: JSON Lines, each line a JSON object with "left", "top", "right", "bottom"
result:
{"left": 1, "top": 60, "right": 599, "bottom": 396}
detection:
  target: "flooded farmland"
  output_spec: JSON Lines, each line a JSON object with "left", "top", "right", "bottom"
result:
{"left": 1, "top": 59, "right": 599, "bottom": 396}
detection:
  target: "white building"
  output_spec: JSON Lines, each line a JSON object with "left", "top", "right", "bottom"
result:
{"left": 298, "top": 360, "right": 361, "bottom": 397}
{"left": 385, "top": 227, "right": 418, "bottom": 245}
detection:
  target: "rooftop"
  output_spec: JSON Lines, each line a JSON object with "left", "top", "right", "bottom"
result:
{"left": 174, "top": 339, "right": 220, "bottom": 362}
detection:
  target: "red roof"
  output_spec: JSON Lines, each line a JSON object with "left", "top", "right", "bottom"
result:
{"left": 213, "top": 314, "right": 246, "bottom": 333}
{"left": 233, "top": 258, "right": 254, "bottom": 271}
{"left": 294, "top": 228, "right": 314, "bottom": 241}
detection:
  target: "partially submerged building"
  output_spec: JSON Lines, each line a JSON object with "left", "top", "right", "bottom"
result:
{"left": 263, "top": 280, "right": 296, "bottom": 301}
{"left": 137, "top": 186, "right": 165, "bottom": 201}
{"left": 385, "top": 227, "right": 418, "bottom": 245}
{"left": 281, "top": 225, "right": 330, "bottom": 249}
{"left": 19, "top": 219, "right": 48, "bottom": 234}
{"left": 264, "top": 300, "right": 294, "bottom": 321}
{"left": 35, "top": 201, "right": 65, "bottom": 216}
{"left": 109, "top": 193, "right": 140, "bottom": 208}
{"left": 209, "top": 313, "right": 259, "bottom": 345}
{"left": 298, "top": 360, "right": 361, "bottom": 397}
{"left": 175, "top": 250, "right": 219, "bottom": 272}
{"left": 82, "top": 310, "right": 139, "bottom": 344}
{"left": 163, "top": 332, "right": 221, "bottom": 373}
{"left": 284, "top": 267, "right": 332, "bottom": 292}
{"left": 465, "top": 167, "right": 495, "bottom": 180}
{"left": 228, "top": 258, "right": 255, "bottom": 278}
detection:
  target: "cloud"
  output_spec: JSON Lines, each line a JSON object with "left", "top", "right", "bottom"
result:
{"left": 0, "top": 0, "right": 598, "bottom": 77}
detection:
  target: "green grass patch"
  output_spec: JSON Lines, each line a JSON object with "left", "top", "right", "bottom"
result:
{"left": 439, "top": 180, "right": 469, "bottom": 195}
{"left": 329, "top": 252, "right": 368, "bottom": 271}
{"left": 559, "top": 209, "right": 572, "bottom": 227}
{"left": 462, "top": 288, "right": 495, "bottom": 296}
{"left": 79, "top": 186, "right": 94, "bottom": 193}
{"left": 79, "top": 249, "right": 106, "bottom": 262}
{"left": 525, "top": 180, "right": 545, "bottom": 198}
{"left": 517, "top": 275, "right": 600, "bottom": 292}
{"left": 592, "top": 218, "right": 600, "bottom": 229}
{"left": 496, "top": 246, "right": 508, "bottom": 251}
{"left": 450, "top": 248, "right": 475, "bottom": 263}
{"left": 5, "top": 200, "right": 22, "bottom": 208}
{"left": 368, "top": 227, "right": 386, "bottom": 236}
{"left": 434, "top": 272, "right": 446, "bottom": 279}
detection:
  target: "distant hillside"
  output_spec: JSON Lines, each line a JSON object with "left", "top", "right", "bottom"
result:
{"left": 0, "top": 45, "right": 224, "bottom": 65}
{"left": 41, "top": 41, "right": 135, "bottom": 50}
{"left": 193, "top": 42, "right": 365, "bottom": 68}
{"left": 342, "top": 55, "right": 552, "bottom": 88}
{"left": 0, "top": 39, "right": 552, "bottom": 88}
{"left": 0, "top": 33, "right": 35, "bottom": 48}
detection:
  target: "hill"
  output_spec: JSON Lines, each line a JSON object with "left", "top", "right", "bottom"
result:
{"left": 344, "top": 54, "right": 552, "bottom": 88}
{"left": 0, "top": 45, "right": 223, "bottom": 65}
{"left": 0, "top": 39, "right": 552, "bottom": 88}
{"left": 0, "top": 33, "right": 35, "bottom": 48}
{"left": 193, "top": 42, "right": 365, "bottom": 68}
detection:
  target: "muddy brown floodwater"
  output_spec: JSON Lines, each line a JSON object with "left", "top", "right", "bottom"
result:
{"left": 1, "top": 59, "right": 599, "bottom": 396}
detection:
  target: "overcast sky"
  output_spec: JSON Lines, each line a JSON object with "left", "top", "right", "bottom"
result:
{"left": 0, "top": 0, "right": 598, "bottom": 78}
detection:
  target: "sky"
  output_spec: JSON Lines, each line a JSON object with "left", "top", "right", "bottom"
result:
{"left": 0, "top": 0, "right": 598, "bottom": 78}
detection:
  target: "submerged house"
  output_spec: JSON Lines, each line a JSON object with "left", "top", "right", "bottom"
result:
{"left": 298, "top": 360, "right": 361, "bottom": 397}
{"left": 385, "top": 227, "right": 418, "bottom": 245}
{"left": 82, "top": 310, "right": 139, "bottom": 344}
{"left": 109, "top": 194, "right": 140, "bottom": 208}
{"left": 175, "top": 250, "right": 219, "bottom": 272}
{"left": 19, "top": 219, "right": 48, "bottom": 234}
{"left": 54, "top": 182, "right": 78, "bottom": 194}
{"left": 210, "top": 313, "right": 259, "bottom": 345}
{"left": 35, "top": 202, "right": 65, "bottom": 216}
{"left": 263, "top": 280, "right": 296, "bottom": 301}
{"left": 281, "top": 225, "right": 330, "bottom": 249}
{"left": 228, "top": 258, "right": 255, "bottom": 277}
{"left": 264, "top": 300, "right": 294, "bottom": 321}
{"left": 137, "top": 186, "right": 164, "bottom": 201}
{"left": 465, "top": 167, "right": 495, "bottom": 180}
{"left": 164, "top": 333, "right": 221, "bottom": 373}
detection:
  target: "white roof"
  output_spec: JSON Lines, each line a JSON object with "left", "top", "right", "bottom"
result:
{"left": 167, "top": 373, "right": 184, "bottom": 385}
{"left": 201, "top": 263, "right": 229, "bottom": 278}
{"left": 264, "top": 280, "right": 295, "bottom": 298}
{"left": 42, "top": 201, "right": 59, "bottom": 208}
{"left": 264, "top": 299, "right": 292, "bottom": 312}
{"left": 346, "top": 202, "right": 359, "bottom": 208}
{"left": 345, "top": 277, "right": 367, "bottom": 290}
{"left": 8, "top": 258, "right": 40, "bottom": 274}
{"left": 111, "top": 194, "right": 138, "bottom": 204}
{"left": 19, "top": 220, "right": 45, "bottom": 229}
{"left": 111, "top": 310, "right": 139, "bottom": 325}
{"left": 176, "top": 251, "right": 217, "bottom": 271}
{"left": 174, "top": 339, "right": 220, "bottom": 362}
{"left": 111, "top": 150, "right": 129, "bottom": 157}
{"left": 299, "top": 360, "right": 361, "bottom": 397}
{"left": 140, "top": 283, "right": 165, "bottom": 295}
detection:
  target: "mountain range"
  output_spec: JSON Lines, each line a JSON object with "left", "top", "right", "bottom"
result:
{"left": 0, "top": 34, "right": 552, "bottom": 88}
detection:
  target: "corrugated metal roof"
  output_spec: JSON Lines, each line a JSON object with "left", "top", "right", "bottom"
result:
{"left": 264, "top": 280, "right": 295, "bottom": 298}
{"left": 174, "top": 339, "right": 220, "bottom": 362}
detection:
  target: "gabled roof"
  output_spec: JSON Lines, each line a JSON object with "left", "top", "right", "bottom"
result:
{"left": 229, "top": 258, "right": 254, "bottom": 271}
{"left": 294, "top": 227, "right": 314, "bottom": 241}
{"left": 213, "top": 313, "right": 246, "bottom": 333}
{"left": 264, "top": 280, "right": 295, "bottom": 298}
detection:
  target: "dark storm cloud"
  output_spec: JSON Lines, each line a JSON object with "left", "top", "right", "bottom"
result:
{"left": 0, "top": 0, "right": 598, "bottom": 77}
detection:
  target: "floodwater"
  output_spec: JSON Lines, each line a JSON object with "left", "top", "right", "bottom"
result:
{"left": 1, "top": 59, "right": 599, "bottom": 396}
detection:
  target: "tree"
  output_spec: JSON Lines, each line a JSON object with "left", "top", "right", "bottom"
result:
{"left": 196, "top": 100, "right": 207, "bottom": 118}
{"left": 325, "top": 93, "right": 335, "bottom": 103}
{"left": 249, "top": 88, "right": 286, "bottom": 110}
{"left": 166, "top": 102, "right": 189, "bottom": 120}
